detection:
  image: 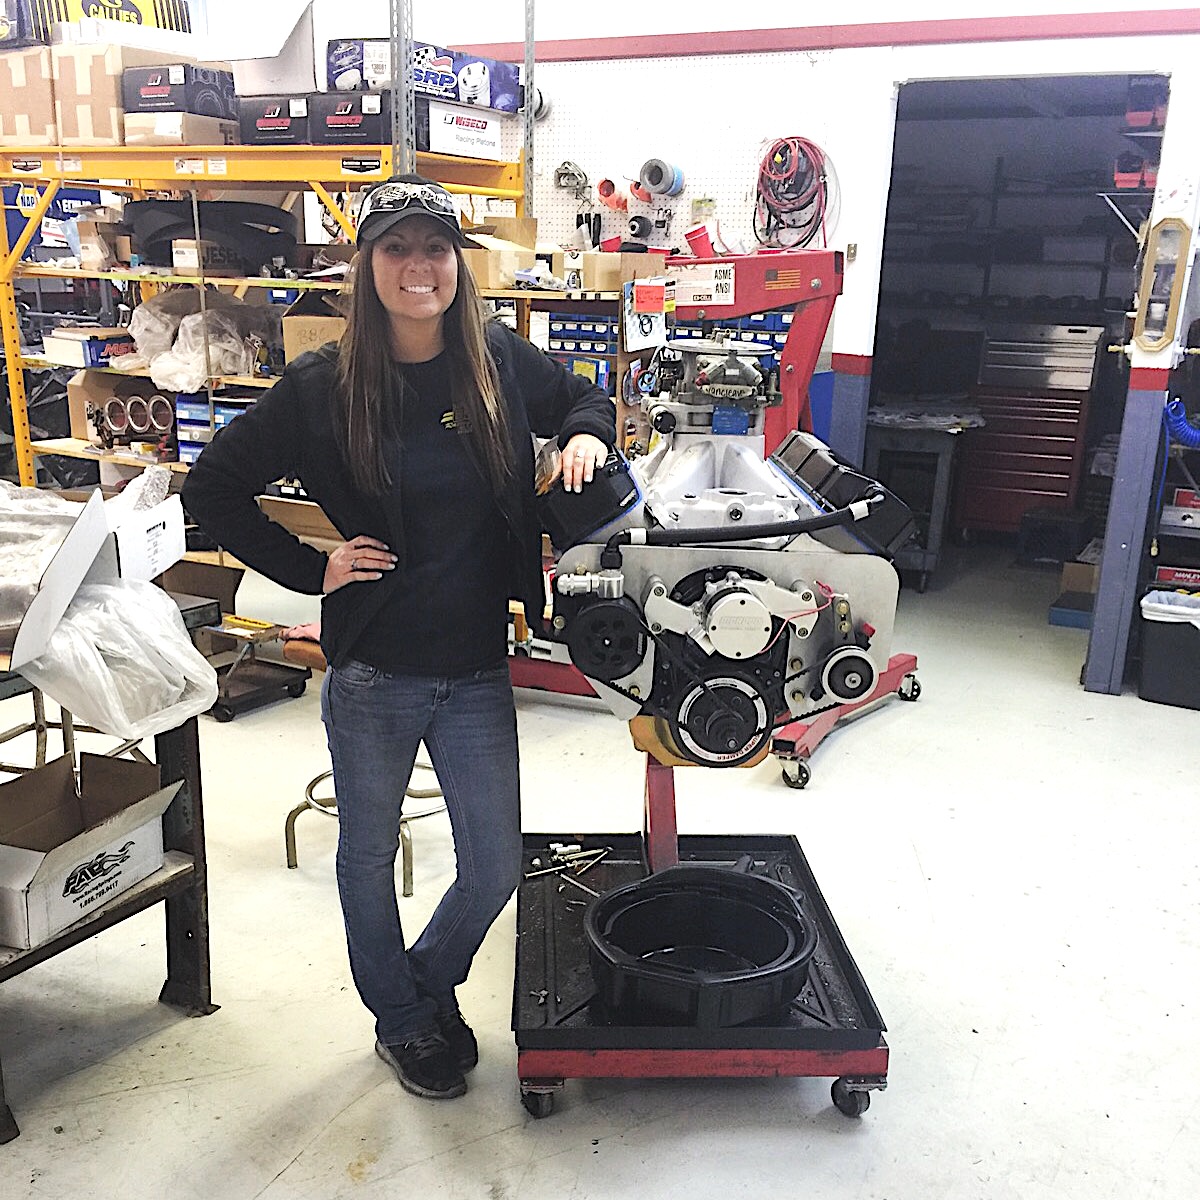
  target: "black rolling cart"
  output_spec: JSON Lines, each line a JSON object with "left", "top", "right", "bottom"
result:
{"left": 513, "top": 756, "right": 889, "bottom": 1118}
{"left": 0, "top": 715, "right": 216, "bottom": 1143}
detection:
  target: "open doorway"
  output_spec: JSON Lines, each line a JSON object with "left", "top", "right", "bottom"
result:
{"left": 867, "top": 73, "right": 1167, "bottom": 601}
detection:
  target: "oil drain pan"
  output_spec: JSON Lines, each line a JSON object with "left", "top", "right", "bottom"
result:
{"left": 584, "top": 863, "right": 818, "bottom": 1028}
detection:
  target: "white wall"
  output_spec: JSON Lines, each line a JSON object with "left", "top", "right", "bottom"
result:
{"left": 198, "top": 4, "right": 1200, "bottom": 363}
{"left": 299, "top": 2, "right": 1196, "bottom": 47}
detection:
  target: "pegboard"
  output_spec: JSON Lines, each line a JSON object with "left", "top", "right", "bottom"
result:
{"left": 525, "top": 50, "right": 856, "bottom": 256}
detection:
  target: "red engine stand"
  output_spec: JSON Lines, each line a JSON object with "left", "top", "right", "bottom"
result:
{"left": 771, "top": 652, "right": 920, "bottom": 789}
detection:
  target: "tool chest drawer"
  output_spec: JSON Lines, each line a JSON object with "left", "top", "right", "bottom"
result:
{"left": 954, "top": 387, "right": 1090, "bottom": 533}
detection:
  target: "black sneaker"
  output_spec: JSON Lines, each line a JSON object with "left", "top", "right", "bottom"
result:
{"left": 376, "top": 1033, "right": 467, "bottom": 1099}
{"left": 437, "top": 1010, "right": 479, "bottom": 1073}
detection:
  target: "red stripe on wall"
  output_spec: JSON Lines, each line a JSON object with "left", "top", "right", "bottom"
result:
{"left": 457, "top": 11, "right": 1200, "bottom": 63}
{"left": 832, "top": 353, "right": 872, "bottom": 376}
{"left": 1129, "top": 367, "right": 1172, "bottom": 390}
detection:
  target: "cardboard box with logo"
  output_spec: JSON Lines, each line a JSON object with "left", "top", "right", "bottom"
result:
{"left": 238, "top": 94, "right": 309, "bottom": 145}
{"left": 282, "top": 290, "right": 347, "bottom": 362}
{"left": 325, "top": 37, "right": 522, "bottom": 114}
{"left": 171, "top": 237, "right": 245, "bottom": 277}
{"left": 41, "top": 325, "right": 136, "bottom": 369}
{"left": 0, "top": 45, "right": 56, "bottom": 144}
{"left": 122, "top": 62, "right": 237, "bottom": 119}
{"left": 0, "top": 754, "right": 179, "bottom": 950}
{"left": 5, "top": 0, "right": 194, "bottom": 47}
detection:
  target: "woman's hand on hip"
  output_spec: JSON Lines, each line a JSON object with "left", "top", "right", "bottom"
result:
{"left": 323, "top": 536, "right": 397, "bottom": 594}
{"left": 560, "top": 434, "right": 609, "bottom": 493}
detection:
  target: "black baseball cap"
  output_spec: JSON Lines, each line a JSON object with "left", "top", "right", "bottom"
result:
{"left": 355, "top": 174, "right": 479, "bottom": 248}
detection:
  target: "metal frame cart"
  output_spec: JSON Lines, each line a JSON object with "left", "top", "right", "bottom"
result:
{"left": 0, "top": 715, "right": 216, "bottom": 1143}
{"left": 514, "top": 755, "right": 889, "bottom": 1118}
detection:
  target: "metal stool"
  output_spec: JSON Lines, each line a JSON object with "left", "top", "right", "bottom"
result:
{"left": 279, "top": 638, "right": 446, "bottom": 896}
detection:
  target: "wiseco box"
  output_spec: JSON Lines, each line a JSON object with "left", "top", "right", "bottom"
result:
{"left": 0, "top": 754, "right": 179, "bottom": 950}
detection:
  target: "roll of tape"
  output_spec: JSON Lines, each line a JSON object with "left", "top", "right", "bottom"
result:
{"left": 628, "top": 214, "right": 653, "bottom": 239}
{"left": 597, "top": 179, "right": 628, "bottom": 211}
{"left": 639, "top": 158, "right": 684, "bottom": 197}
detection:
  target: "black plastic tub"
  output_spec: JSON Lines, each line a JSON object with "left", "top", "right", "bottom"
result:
{"left": 584, "top": 863, "right": 819, "bottom": 1028}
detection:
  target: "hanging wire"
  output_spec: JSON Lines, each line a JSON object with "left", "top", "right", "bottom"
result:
{"left": 753, "top": 136, "right": 840, "bottom": 249}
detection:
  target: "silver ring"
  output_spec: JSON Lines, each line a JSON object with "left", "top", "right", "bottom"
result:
{"left": 351, "top": 559, "right": 358, "bottom": 571}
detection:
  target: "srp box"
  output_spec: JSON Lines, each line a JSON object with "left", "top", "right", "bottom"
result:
{"left": 326, "top": 38, "right": 521, "bottom": 114}
{"left": 0, "top": 754, "right": 178, "bottom": 950}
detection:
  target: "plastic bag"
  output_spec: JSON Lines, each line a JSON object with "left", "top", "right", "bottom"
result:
{"left": 151, "top": 309, "right": 255, "bottom": 392}
{"left": 19, "top": 579, "right": 219, "bottom": 739}
{"left": 1140, "top": 589, "right": 1200, "bottom": 630}
{"left": 0, "top": 482, "right": 82, "bottom": 658}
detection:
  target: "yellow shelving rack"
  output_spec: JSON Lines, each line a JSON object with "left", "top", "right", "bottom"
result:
{"left": 0, "top": 144, "right": 525, "bottom": 487}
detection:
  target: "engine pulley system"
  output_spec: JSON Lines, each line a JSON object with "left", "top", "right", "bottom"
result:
{"left": 541, "top": 250, "right": 914, "bottom": 770}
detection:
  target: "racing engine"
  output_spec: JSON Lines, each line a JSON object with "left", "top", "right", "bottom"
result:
{"left": 541, "top": 331, "right": 915, "bottom": 769}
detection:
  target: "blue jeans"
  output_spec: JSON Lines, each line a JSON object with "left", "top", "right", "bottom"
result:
{"left": 321, "top": 660, "right": 523, "bottom": 1045}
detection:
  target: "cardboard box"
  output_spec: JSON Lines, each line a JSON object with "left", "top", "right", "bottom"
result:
{"left": 122, "top": 62, "right": 236, "bottom": 119}
{"left": 307, "top": 89, "right": 392, "bottom": 145}
{"left": 282, "top": 290, "right": 346, "bottom": 362}
{"left": 257, "top": 494, "right": 339, "bottom": 549}
{"left": 462, "top": 234, "right": 536, "bottom": 291}
{"left": 221, "top": 0, "right": 315, "bottom": 97}
{"left": 171, "top": 237, "right": 245, "bottom": 277}
{"left": 427, "top": 98, "right": 503, "bottom": 160}
{"left": 0, "top": 754, "right": 179, "bottom": 950}
{"left": 67, "top": 368, "right": 163, "bottom": 442}
{"left": 157, "top": 559, "right": 243, "bottom": 615}
{"left": 75, "top": 217, "right": 129, "bottom": 269}
{"left": 1060, "top": 560, "right": 1100, "bottom": 594}
{"left": 238, "top": 94, "right": 308, "bottom": 145}
{"left": 42, "top": 325, "right": 136, "bottom": 368}
{"left": 0, "top": 45, "right": 56, "bottom": 144}
{"left": 51, "top": 42, "right": 192, "bottom": 144}
{"left": 0, "top": 486, "right": 186, "bottom": 672}
{"left": 326, "top": 37, "right": 522, "bottom": 114}
{"left": 466, "top": 215, "right": 536, "bottom": 250}
{"left": 123, "top": 111, "right": 238, "bottom": 146}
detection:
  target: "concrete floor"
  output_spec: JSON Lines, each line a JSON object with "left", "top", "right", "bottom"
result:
{"left": 1, "top": 544, "right": 1198, "bottom": 1199}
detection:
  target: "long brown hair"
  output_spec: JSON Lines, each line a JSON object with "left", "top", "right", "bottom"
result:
{"left": 335, "top": 245, "right": 512, "bottom": 497}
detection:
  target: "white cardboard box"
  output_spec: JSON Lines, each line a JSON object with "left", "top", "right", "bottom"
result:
{"left": 0, "top": 753, "right": 180, "bottom": 950}
{"left": 0, "top": 488, "right": 186, "bottom": 672}
{"left": 211, "top": 1, "right": 316, "bottom": 96}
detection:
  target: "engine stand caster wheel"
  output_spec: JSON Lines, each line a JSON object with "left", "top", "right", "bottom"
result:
{"left": 781, "top": 759, "right": 811, "bottom": 789}
{"left": 832, "top": 1077, "right": 870, "bottom": 1117}
{"left": 210, "top": 704, "right": 235, "bottom": 723}
{"left": 898, "top": 674, "right": 921, "bottom": 702}
{"left": 520, "top": 1089, "right": 555, "bottom": 1118}
{"left": 286, "top": 680, "right": 307, "bottom": 698}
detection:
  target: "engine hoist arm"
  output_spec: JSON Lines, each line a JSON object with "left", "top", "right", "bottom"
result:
{"left": 668, "top": 250, "right": 844, "bottom": 453}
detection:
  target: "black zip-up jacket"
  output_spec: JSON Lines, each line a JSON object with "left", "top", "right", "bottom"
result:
{"left": 181, "top": 322, "right": 615, "bottom": 669}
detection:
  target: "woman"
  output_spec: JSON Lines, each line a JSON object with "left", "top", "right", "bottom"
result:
{"left": 182, "top": 174, "right": 614, "bottom": 1101}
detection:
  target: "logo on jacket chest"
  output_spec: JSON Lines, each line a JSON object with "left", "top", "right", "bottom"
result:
{"left": 440, "top": 409, "right": 474, "bottom": 433}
